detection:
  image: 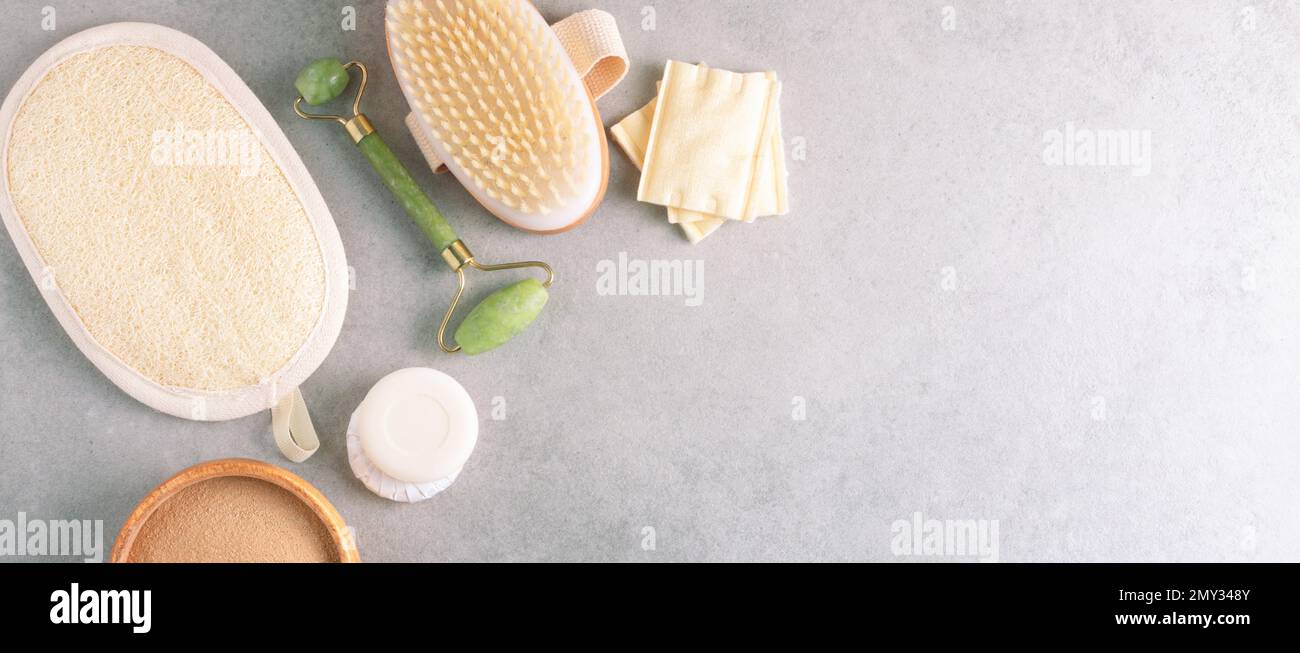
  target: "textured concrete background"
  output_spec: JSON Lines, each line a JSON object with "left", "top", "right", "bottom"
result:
{"left": 1, "top": 1, "right": 1298, "bottom": 562}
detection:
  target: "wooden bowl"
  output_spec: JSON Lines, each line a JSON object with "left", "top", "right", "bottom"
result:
{"left": 111, "top": 458, "right": 360, "bottom": 563}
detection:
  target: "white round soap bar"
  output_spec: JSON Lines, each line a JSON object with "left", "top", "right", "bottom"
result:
{"left": 346, "top": 368, "right": 478, "bottom": 502}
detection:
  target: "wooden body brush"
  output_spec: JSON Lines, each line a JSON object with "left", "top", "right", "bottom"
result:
{"left": 384, "top": 0, "right": 609, "bottom": 233}
{"left": 295, "top": 58, "right": 551, "bottom": 355}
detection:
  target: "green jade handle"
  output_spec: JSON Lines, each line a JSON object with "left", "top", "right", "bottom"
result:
{"left": 355, "top": 131, "right": 459, "bottom": 253}
{"left": 294, "top": 58, "right": 551, "bottom": 355}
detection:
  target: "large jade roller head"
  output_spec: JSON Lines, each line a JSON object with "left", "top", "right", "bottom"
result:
{"left": 293, "top": 58, "right": 551, "bottom": 355}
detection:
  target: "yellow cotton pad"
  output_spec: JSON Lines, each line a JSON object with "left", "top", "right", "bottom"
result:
{"left": 677, "top": 215, "right": 727, "bottom": 244}
{"left": 610, "top": 96, "right": 724, "bottom": 244}
{"left": 611, "top": 75, "right": 787, "bottom": 244}
{"left": 610, "top": 80, "right": 779, "bottom": 227}
{"left": 637, "top": 61, "right": 780, "bottom": 221}
{"left": 666, "top": 72, "right": 787, "bottom": 224}
{"left": 0, "top": 24, "right": 348, "bottom": 421}
{"left": 609, "top": 98, "right": 654, "bottom": 170}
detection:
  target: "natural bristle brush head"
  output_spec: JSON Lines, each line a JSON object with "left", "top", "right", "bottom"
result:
{"left": 386, "top": 0, "right": 608, "bottom": 233}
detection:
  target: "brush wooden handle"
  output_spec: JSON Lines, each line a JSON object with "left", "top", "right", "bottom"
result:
{"left": 356, "top": 131, "right": 459, "bottom": 252}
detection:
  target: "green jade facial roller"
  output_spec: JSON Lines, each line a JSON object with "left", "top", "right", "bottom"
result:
{"left": 293, "top": 58, "right": 552, "bottom": 354}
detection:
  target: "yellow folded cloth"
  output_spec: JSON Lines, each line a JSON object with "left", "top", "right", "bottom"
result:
{"left": 610, "top": 62, "right": 788, "bottom": 243}
{"left": 669, "top": 70, "right": 786, "bottom": 225}
{"left": 610, "top": 96, "right": 722, "bottom": 243}
{"left": 639, "top": 61, "right": 780, "bottom": 220}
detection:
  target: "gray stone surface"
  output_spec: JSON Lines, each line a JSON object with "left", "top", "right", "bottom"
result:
{"left": 1, "top": 1, "right": 1298, "bottom": 562}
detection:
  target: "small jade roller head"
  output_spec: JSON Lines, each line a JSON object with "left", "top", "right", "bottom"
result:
{"left": 453, "top": 278, "right": 549, "bottom": 355}
{"left": 295, "top": 58, "right": 350, "bottom": 105}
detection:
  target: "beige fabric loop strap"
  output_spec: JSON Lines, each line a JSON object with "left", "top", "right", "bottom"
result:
{"left": 271, "top": 387, "right": 320, "bottom": 463}
{"left": 552, "top": 9, "right": 628, "bottom": 101}
{"left": 406, "top": 8, "right": 627, "bottom": 174}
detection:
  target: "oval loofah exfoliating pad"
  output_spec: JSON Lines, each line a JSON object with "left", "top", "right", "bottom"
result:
{"left": 386, "top": 0, "right": 608, "bottom": 233}
{"left": 0, "top": 24, "right": 348, "bottom": 422}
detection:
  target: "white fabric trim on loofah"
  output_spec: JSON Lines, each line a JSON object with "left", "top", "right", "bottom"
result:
{"left": 0, "top": 23, "right": 348, "bottom": 422}
{"left": 346, "top": 413, "right": 460, "bottom": 503}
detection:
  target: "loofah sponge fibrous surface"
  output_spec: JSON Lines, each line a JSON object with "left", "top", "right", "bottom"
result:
{"left": 387, "top": 0, "right": 599, "bottom": 220}
{"left": 6, "top": 45, "right": 326, "bottom": 391}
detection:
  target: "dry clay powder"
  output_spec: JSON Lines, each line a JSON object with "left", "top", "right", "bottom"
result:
{"left": 128, "top": 476, "right": 338, "bottom": 563}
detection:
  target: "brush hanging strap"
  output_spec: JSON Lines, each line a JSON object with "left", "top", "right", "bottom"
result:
{"left": 405, "top": 8, "right": 627, "bottom": 174}
{"left": 271, "top": 388, "right": 321, "bottom": 463}
{"left": 551, "top": 9, "right": 629, "bottom": 100}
